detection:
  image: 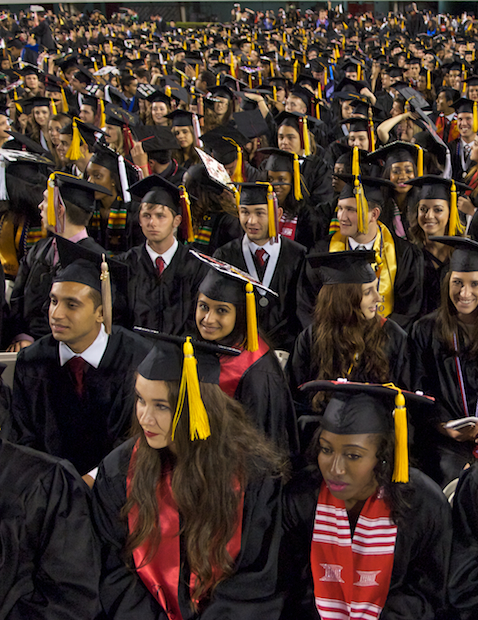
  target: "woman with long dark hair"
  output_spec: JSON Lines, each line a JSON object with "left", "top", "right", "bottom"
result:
{"left": 287, "top": 251, "right": 407, "bottom": 425}
{"left": 203, "top": 85, "right": 235, "bottom": 133}
{"left": 410, "top": 236, "right": 478, "bottom": 486}
{"left": 92, "top": 339, "right": 285, "bottom": 619}
{"left": 166, "top": 110, "right": 201, "bottom": 169}
{"left": 280, "top": 381, "right": 451, "bottom": 620}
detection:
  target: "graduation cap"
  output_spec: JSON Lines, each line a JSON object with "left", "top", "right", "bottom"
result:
{"left": 366, "top": 140, "right": 425, "bottom": 176}
{"left": 130, "top": 174, "right": 194, "bottom": 242}
{"left": 165, "top": 109, "right": 198, "bottom": 128}
{"left": 132, "top": 125, "right": 179, "bottom": 154}
{"left": 54, "top": 235, "right": 127, "bottom": 335}
{"left": 145, "top": 89, "right": 172, "bottom": 106}
{"left": 192, "top": 249, "right": 278, "bottom": 352}
{"left": 405, "top": 176, "right": 470, "bottom": 236}
{"left": 61, "top": 117, "right": 101, "bottom": 160}
{"left": 451, "top": 97, "right": 478, "bottom": 132}
{"left": 201, "top": 125, "right": 248, "bottom": 180}
{"left": 5, "top": 131, "right": 54, "bottom": 159}
{"left": 73, "top": 65, "right": 94, "bottom": 84}
{"left": 105, "top": 103, "right": 138, "bottom": 127}
{"left": 46, "top": 172, "right": 112, "bottom": 233}
{"left": 207, "top": 84, "right": 235, "bottom": 100}
{"left": 306, "top": 249, "right": 377, "bottom": 284}
{"left": 430, "top": 236, "right": 478, "bottom": 272}
{"left": 232, "top": 108, "right": 269, "bottom": 140}
{"left": 21, "top": 65, "right": 41, "bottom": 78}
{"left": 236, "top": 181, "right": 279, "bottom": 241}
{"left": 299, "top": 380, "right": 434, "bottom": 483}
{"left": 28, "top": 96, "right": 51, "bottom": 110}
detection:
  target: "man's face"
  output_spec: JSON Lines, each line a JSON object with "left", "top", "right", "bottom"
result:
{"left": 124, "top": 79, "right": 138, "bottom": 98}
{"left": 139, "top": 204, "right": 181, "bottom": 244}
{"left": 49, "top": 281, "right": 103, "bottom": 351}
{"left": 285, "top": 94, "right": 307, "bottom": 114}
{"left": 381, "top": 73, "right": 392, "bottom": 90}
{"left": 25, "top": 74, "right": 39, "bottom": 91}
{"left": 457, "top": 112, "right": 474, "bottom": 139}
{"left": 238, "top": 202, "right": 270, "bottom": 243}
{"left": 436, "top": 91, "right": 451, "bottom": 113}
{"left": 79, "top": 104, "right": 95, "bottom": 123}
{"left": 348, "top": 131, "right": 369, "bottom": 151}
{"left": 56, "top": 134, "right": 72, "bottom": 161}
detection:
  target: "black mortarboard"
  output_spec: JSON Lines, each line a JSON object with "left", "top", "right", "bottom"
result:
{"left": 105, "top": 103, "right": 138, "bottom": 127}
{"left": 451, "top": 97, "right": 475, "bottom": 114}
{"left": 237, "top": 182, "right": 272, "bottom": 206}
{"left": 165, "top": 109, "right": 197, "bottom": 127}
{"left": 366, "top": 140, "right": 424, "bottom": 166}
{"left": 338, "top": 174, "right": 395, "bottom": 203}
{"left": 52, "top": 172, "right": 112, "bottom": 213}
{"left": 129, "top": 174, "right": 181, "bottom": 214}
{"left": 29, "top": 96, "right": 51, "bottom": 109}
{"left": 306, "top": 249, "right": 377, "bottom": 284}
{"left": 132, "top": 125, "right": 179, "bottom": 153}
{"left": 207, "top": 84, "right": 235, "bottom": 100}
{"left": 54, "top": 257, "right": 102, "bottom": 292}
{"left": 22, "top": 65, "right": 41, "bottom": 78}
{"left": 463, "top": 76, "right": 478, "bottom": 86}
{"left": 289, "top": 83, "right": 315, "bottom": 107}
{"left": 232, "top": 108, "right": 269, "bottom": 139}
{"left": 430, "top": 236, "right": 478, "bottom": 272}
{"left": 405, "top": 175, "right": 471, "bottom": 201}
{"left": 145, "top": 89, "right": 172, "bottom": 106}
{"left": 60, "top": 118, "right": 101, "bottom": 148}
{"left": 201, "top": 125, "right": 248, "bottom": 165}
{"left": 346, "top": 117, "right": 369, "bottom": 132}
{"left": 6, "top": 130, "right": 53, "bottom": 158}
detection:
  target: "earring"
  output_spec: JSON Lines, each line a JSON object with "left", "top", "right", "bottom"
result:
{"left": 382, "top": 460, "right": 387, "bottom": 465}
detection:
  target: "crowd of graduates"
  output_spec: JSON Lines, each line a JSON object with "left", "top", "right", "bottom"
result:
{"left": 4, "top": 1, "right": 478, "bottom": 619}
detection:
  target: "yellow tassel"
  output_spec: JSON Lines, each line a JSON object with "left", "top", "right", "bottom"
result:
{"left": 195, "top": 63, "right": 199, "bottom": 79}
{"left": 165, "top": 85, "right": 171, "bottom": 98}
{"left": 216, "top": 73, "right": 220, "bottom": 86}
{"left": 293, "top": 59, "right": 299, "bottom": 83}
{"left": 233, "top": 187, "right": 240, "bottom": 211}
{"left": 392, "top": 390, "right": 409, "bottom": 483}
{"left": 61, "top": 88, "right": 69, "bottom": 113}
{"left": 109, "top": 41, "right": 113, "bottom": 54}
{"left": 369, "top": 118, "right": 375, "bottom": 152}
{"left": 317, "top": 82, "right": 322, "bottom": 100}
{"left": 65, "top": 119, "right": 83, "bottom": 161}
{"left": 226, "top": 140, "right": 243, "bottom": 183}
{"left": 100, "top": 254, "right": 112, "bottom": 335}
{"left": 50, "top": 98, "right": 57, "bottom": 116}
{"left": 357, "top": 64, "right": 362, "bottom": 80}
{"left": 179, "top": 185, "right": 195, "bottom": 242}
{"left": 47, "top": 173, "right": 56, "bottom": 227}
{"left": 293, "top": 154, "right": 303, "bottom": 200}
{"left": 302, "top": 117, "right": 311, "bottom": 156}
{"left": 474, "top": 102, "right": 478, "bottom": 133}
{"left": 352, "top": 146, "right": 360, "bottom": 177}
{"left": 171, "top": 337, "right": 211, "bottom": 441}
{"left": 426, "top": 70, "right": 431, "bottom": 90}
{"left": 267, "top": 183, "right": 276, "bottom": 238}
{"left": 355, "top": 177, "right": 368, "bottom": 234}
{"left": 270, "top": 62, "right": 275, "bottom": 78}
{"left": 316, "top": 102, "right": 320, "bottom": 120}
{"left": 94, "top": 60, "right": 98, "bottom": 72}
{"left": 99, "top": 99, "right": 105, "bottom": 127}
{"left": 245, "top": 282, "right": 259, "bottom": 352}
{"left": 102, "top": 55, "right": 106, "bottom": 67}
{"left": 415, "top": 145, "right": 423, "bottom": 176}
{"left": 273, "top": 85, "right": 277, "bottom": 101}
{"left": 449, "top": 180, "right": 465, "bottom": 236}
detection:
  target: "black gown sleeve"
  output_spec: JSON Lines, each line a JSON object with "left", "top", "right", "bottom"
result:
{"left": 449, "top": 464, "right": 478, "bottom": 620}
{"left": 389, "top": 238, "right": 424, "bottom": 332}
{"left": 91, "top": 440, "right": 169, "bottom": 620}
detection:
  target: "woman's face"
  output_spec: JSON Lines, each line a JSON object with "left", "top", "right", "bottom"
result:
{"left": 390, "top": 100, "right": 404, "bottom": 117}
{"left": 389, "top": 160, "right": 415, "bottom": 194}
{"left": 267, "top": 170, "right": 292, "bottom": 205}
{"left": 196, "top": 293, "right": 236, "bottom": 342}
{"left": 48, "top": 120, "right": 63, "bottom": 146}
{"left": 417, "top": 198, "right": 449, "bottom": 238}
{"left": 213, "top": 96, "right": 230, "bottom": 116}
{"left": 417, "top": 75, "right": 427, "bottom": 92}
{"left": 151, "top": 101, "right": 169, "bottom": 125}
{"left": 360, "top": 278, "right": 382, "bottom": 320}
{"left": 86, "top": 162, "right": 115, "bottom": 199}
{"left": 34, "top": 105, "right": 50, "bottom": 128}
{"left": 172, "top": 126, "right": 194, "bottom": 149}
{"left": 135, "top": 375, "right": 173, "bottom": 450}
{"left": 449, "top": 271, "right": 478, "bottom": 321}
{"left": 341, "top": 100, "right": 354, "bottom": 119}
{"left": 318, "top": 430, "right": 379, "bottom": 510}
{"left": 278, "top": 124, "right": 302, "bottom": 156}
{"left": 105, "top": 123, "right": 121, "bottom": 147}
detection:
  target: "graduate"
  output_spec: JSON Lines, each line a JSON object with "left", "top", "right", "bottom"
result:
{"left": 280, "top": 381, "right": 451, "bottom": 620}
{"left": 410, "top": 236, "right": 478, "bottom": 486}
{"left": 313, "top": 171, "right": 424, "bottom": 332}
{"left": 287, "top": 251, "right": 408, "bottom": 433}
{"left": 0, "top": 438, "right": 101, "bottom": 619}
{"left": 214, "top": 180, "right": 311, "bottom": 352}
{"left": 11, "top": 239, "right": 152, "bottom": 476}
{"left": 91, "top": 339, "right": 285, "bottom": 619}
{"left": 117, "top": 175, "right": 209, "bottom": 334}
{"left": 193, "top": 251, "right": 300, "bottom": 455}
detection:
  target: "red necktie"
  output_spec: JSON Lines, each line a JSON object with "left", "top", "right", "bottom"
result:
{"left": 255, "top": 248, "right": 268, "bottom": 267}
{"left": 156, "top": 256, "right": 165, "bottom": 276}
{"left": 67, "top": 356, "right": 86, "bottom": 398}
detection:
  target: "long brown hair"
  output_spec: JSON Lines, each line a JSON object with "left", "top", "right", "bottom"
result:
{"left": 311, "top": 283, "right": 389, "bottom": 407}
{"left": 437, "top": 270, "right": 478, "bottom": 358}
{"left": 123, "top": 380, "right": 284, "bottom": 606}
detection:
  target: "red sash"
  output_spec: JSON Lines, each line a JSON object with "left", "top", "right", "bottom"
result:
{"left": 278, "top": 214, "right": 298, "bottom": 240}
{"left": 127, "top": 443, "right": 244, "bottom": 620}
{"left": 219, "top": 337, "right": 269, "bottom": 398}
{"left": 310, "top": 482, "right": 397, "bottom": 620}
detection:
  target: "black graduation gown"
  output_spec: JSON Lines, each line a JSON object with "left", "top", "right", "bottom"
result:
{"left": 213, "top": 236, "right": 311, "bottom": 352}
{"left": 420, "top": 249, "right": 449, "bottom": 317}
{"left": 279, "top": 466, "right": 452, "bottom": 620}
{"left": 449, "top": 463, "right": 478, "bottom": 619}
{"left": 159, "top": 159, "right": 187, "bottom": 186}
{"left": 313, "top": 232, "right": 424, "bottom": 332}
{"left": 409, "top": 313, "right": 478, "bottom": 485}
{"left": 116, "top": 243, "right": 209, "bottom": 335}
{"left": 8, "top": 235, "right": 105, "bottom": 342}
{"left": 0, "top": 438, "right": 100, "bottom": 619}
{"left": 91, "top": 439, "right": 284, "bottom": 620}
{"left": 287, "top": 318, "right": 408, "bottom": 413}
{"left": 11, "top": 327, "right": 152, "bottom": 475}
{"left": 300, "top": 151, "right": 334, "bottom": 206}
{"left": 190, "top": 213, "right": 243, "bottom": 256}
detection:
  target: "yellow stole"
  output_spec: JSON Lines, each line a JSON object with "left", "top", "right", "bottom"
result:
{"left": 329, "top": 222, "right": 397, "bottom": 318}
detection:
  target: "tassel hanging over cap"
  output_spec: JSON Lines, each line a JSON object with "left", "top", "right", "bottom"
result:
{"left": 390, "top": 388, "right": 409, "bottom": 483}
{"left": 65, "top": 118, "right": 84, "bottom": 161}
{"left": 60, "top": 87, "right": 69, "bottom": 113}
{"left": 415, "top": 144, "right": 423, "bottom": 176}
{"left": 449, "top": 179, "right": 465, "bottom": 236}
{"left": 293, "top": 153, "right": 303, "bottom": 201}
{"left": 47, "top": 173, "right": 56, "bottom": 228}
{"left": 474, "top": 101, "right": 478, "bottom": 133}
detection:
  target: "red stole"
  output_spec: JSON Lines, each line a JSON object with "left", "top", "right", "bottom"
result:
{"left": 127, "top": 443, "right": 244, "bottom": 620}
{"left": 278, "top": 214, "right": 298, "bottom": 240}
{"left": 436, "top": 115, "right": 459, "bottom": 143}
{"left": 310, "top": 482, "right": 397, "bottom": 620}
{"left": 219, "top": 337, "right": 269, "bottom": 398}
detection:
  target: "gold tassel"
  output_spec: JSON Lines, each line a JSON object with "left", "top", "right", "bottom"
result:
{"left": 369, "top": 116, "right": 376, "bottom": 152}
{"left": 293, "top": 59, "right": 299, "bottom": 83}
{"left": 109, "top": 41, "right": 113, "bottom": 54}
{"left": 94, "top": 60, "right": 98, "bottom": 72}
{"left": 266, "top": 183, "right": 276, "bottom": 238}
{"left": 233, "top": 187, "right": 240, "bottom": 211}
{"left": 102, "top": 55, "right": 106, "bottom": 67}
{"left": 355, "top": 176, "right": 368, "bottom": 234}
{"left": 317, "top": 82, "right": 322, "bottom": 100}
{"left": 179, "top": 185, "right": 195, "bottom": 242}
{"left": 426, "top": 70, "right": 431, "bottom": 90}
{"left": 316, "top": 102, "right": 320, "bottom": 120}
{"left": 302, "top": 117, "right": 311, "bottom": 156}
{"left": 415, "top": 145, "right": 423, "bottom": 176}
{"left": 357, "top": 64, "right": 362, "bottom": 80}
{"left": 474, "top": 102, "right": 478, "bottom": 133}
{"left": 216, "top": 73, "right": 220, "bottom": 86}
{"left": 449, "top": 180, "right": 465, "bottom": 236}
{"left": 245, "top": 282, "right": 259, "bottom": 352}
{"left": 272, "top": 85, "right": 277, "bottom": 101}
{"left": 50, "top": 98, "right": 57, "bottom": 116}
{"left": 65, "top": 119, "right": 83, "bottom": 161}
{"left": 392, "top": 390, "right": 408, "bottom": 483}
{"left": 293, "top": 154, "right": 303, "bottom": 200}
{"left": 47, "top": 173, "right": 56, "bottom": 227}
{"left": 99, "top": 99, "right": 105, "bottom": 127}
{"left": 100, "top": 254, "right": 112, "bottom": 335}
{"left": 61, "top": 88, "right": 69, "bottom": 113}
{"left": 171, "top": 337, "right": 211, "bottom": 441}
